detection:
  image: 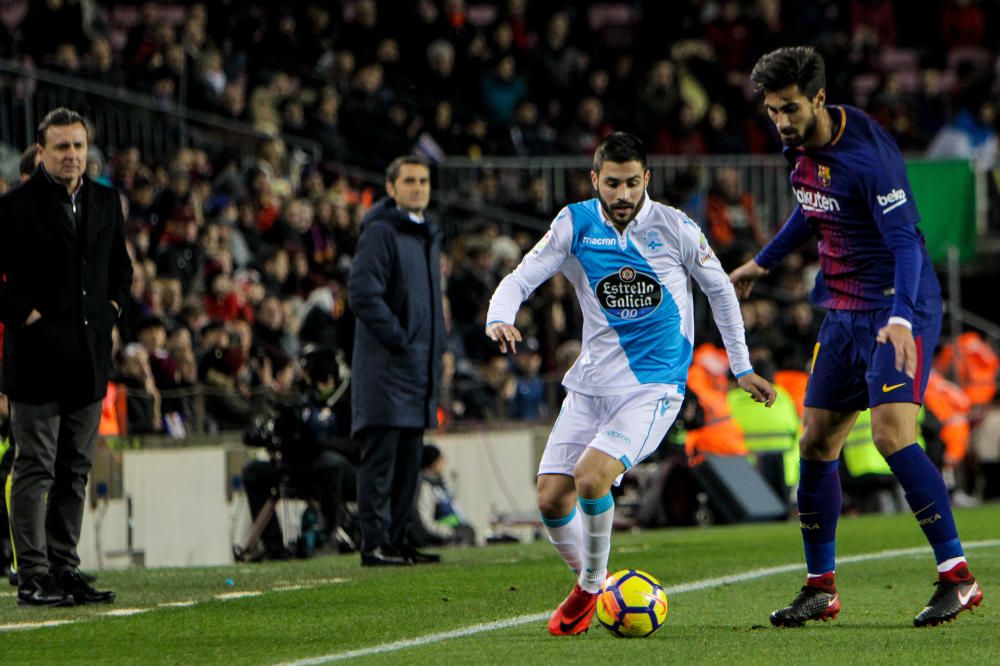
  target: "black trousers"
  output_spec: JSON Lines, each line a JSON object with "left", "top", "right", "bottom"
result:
{"left": 9, "top": 400, "right": 101, "bottom": 580}
{"left": 356, "top": 427, "right": 423, "bottom": 554}
{"left": 243, "top": 450, "right": 357, "bottom": 550}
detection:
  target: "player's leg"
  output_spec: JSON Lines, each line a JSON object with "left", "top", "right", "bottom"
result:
{"left": 574, "top": 384, "right": 682, "bottom": 596}
{"left": 867, "top": 303, "right": 981, "bottom": 625}
{"left": 537, "top": 391, "right": 600, "bottom": 576}
{"left": 537, "top": 391, "right": 599, "bottom": 636}
{"left": 539, "top": 471, "right": 599, "bottom": 636}
{"left": 772, "top": 311, "right": 868, "bottom": 627}
{"left": 537, "top": 473, "right": 583, "bottom": 573}
{"left": 770, "top": 407, "right": 856, "bottom": 627}
{"left": 872, "top": 404, "right": 982, "bottom": 626}
{"left": 572, "top": 447, "right": 627, "bottom": 593}
{"left": 546, "top": 385, "right": 680, "bottom": 636}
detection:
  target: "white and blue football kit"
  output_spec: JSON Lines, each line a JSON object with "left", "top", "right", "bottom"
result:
{"left": 487, "top": 194, "right": 753, "bottom": 477}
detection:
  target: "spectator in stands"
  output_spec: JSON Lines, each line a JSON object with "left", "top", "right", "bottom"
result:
{"left": 705, "top": 167, "right": 766, "bottom": 265}
{"left": 508, "top": 337, "right": 547, "bottom": 421}
{"left": 410, "top": 444, "right": 476, "bottom": 548}
{"left": 481, "top": 54, "right": 527, "bottom": 126}
{"left": 118, "top": 342, "right": 162, "bottom": 435}
{"left": 198, "top": 321, "right": 252, "bottom": 432}
{"left": 927, "top": 96, "right": 998, "bottom": 169}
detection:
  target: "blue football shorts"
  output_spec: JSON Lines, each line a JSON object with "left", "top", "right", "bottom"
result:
{"left": 804, "top": 301, "right": 941, "bottom": 412}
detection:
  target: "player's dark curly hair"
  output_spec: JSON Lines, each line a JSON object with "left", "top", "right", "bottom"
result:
{"left": 750, "top": 46, "right": 826, "bottom": 99}
{"left": 593, "top": 132, "right": 647, "bottom": 173}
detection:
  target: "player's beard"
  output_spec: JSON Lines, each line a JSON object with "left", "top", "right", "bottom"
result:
{"left": 780, "top": 109, "right": 818, "bottom": 147}
{"left": 599, "top": 191, "right": 645, "bottom": 227}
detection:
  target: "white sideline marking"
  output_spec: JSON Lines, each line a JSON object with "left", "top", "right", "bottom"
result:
{"left": 276, "top": 539, "right": 1000, "bottom": 666}
{"left": 0, "top": 619, "right": 73, "bottom": 631}
{"left": 215, "top": 591, "right": 262, "bottom": 600}
{"left": 0, "top": 578, "right": 348, "bottom": 633}
{"left": 103, "top": 608, "right": 150, "bottom": 617}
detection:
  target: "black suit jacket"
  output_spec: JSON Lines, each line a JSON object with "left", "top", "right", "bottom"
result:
{"left": 0, "top": 169, "right": 133, "bottom": 406}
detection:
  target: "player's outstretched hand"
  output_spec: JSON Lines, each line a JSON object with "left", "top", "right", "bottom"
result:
{"left": 486, "top": 321, "right": 522, "bottom": 354}
{"left": 737, "top": 372, "right": 777, "bottom": 407}
{"left": 876, "top": 322, "right": 917, "bottom": 378}
{"left": 728, "top": 260, "right": 769, "bottom": 299}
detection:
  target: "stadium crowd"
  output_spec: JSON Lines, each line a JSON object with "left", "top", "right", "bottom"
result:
{"left": 0, "top": 1, "right": 997, "bottom": 506}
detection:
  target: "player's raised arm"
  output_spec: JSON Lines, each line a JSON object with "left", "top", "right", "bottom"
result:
{"left": 731, "top": 206, "right": 813, "bottom": 297}
{"left": 484, "top": 207, "right": 572, "bottom": 353}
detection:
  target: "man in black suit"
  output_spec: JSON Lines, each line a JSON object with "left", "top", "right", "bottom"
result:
{"left": 0, "top": 108, "right": 132, "bottom": 607}
{"left": 348, "top": 155, "right": 445, "bottom": 567}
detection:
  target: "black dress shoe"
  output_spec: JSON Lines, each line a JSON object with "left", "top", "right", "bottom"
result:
{"left": 57, "top": 570, "right": 115, "bottom": 605}
{"left": 399, "top": 544, "right": 441, "bottom": 564}
{"left": 361, "top": 546, "right": 411, "bottom": 567}
{"left": 17, "top": 573, "right": 75, "bottom": 607}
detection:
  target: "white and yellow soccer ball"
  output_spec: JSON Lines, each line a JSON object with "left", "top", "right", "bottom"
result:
{"left": 596, "top": 569, "right": 669, "bottom": 638}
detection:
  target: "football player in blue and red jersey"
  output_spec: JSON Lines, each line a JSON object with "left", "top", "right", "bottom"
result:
{"left": 730, "top": 46, "right": 982, "bottom": 628}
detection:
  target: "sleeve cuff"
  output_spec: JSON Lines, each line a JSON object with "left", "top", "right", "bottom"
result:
{"left": 734, "top": 368, "right": 754, "bottom": 378}
{"left": 887, "top": 316, "right": 912, "bottom": 330}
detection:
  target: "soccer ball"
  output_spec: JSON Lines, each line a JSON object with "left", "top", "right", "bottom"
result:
{"left": 596, "top": 569, "right": 669, "bottom": 638}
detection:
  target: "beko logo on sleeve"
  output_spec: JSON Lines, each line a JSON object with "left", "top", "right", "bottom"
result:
{"left": 876, "top": 188, "right": 908, "bottom": 213}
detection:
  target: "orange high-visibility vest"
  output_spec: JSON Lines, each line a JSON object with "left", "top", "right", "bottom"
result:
{"left": 685, "top": 365, "right": 746, "bottom": 461}
{"left": 692, "top": 343, "right": 730, "bottom": 393}
{"left": 99, "top": 382, "right": 128, "bottom": 437}
{"left": 774, "top": 369, "right": 809, "bottom": 418}
{"left": 935, "top": 332, "right": 998, "bottom": 406}
{"left": 924, "top": 370, "right": 971, "bottom": 464}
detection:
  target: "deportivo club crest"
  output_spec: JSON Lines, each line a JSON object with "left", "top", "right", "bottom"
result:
{"left": 818, "top": 164, "right": 831, "bottom": 187}
{"left": 642, "top": 229, "right": 665, "bottom": 255}
{"left": 595, "top": 266, "right": 663, "bottom": 321}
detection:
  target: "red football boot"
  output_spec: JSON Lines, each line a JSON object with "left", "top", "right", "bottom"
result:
{"left": 548, "top": 583, "right": 597, "bottom": 636}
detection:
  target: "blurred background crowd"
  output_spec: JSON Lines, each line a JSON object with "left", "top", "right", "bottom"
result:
{"left": 0, "top": 0, "right": 999, "bottom": 511}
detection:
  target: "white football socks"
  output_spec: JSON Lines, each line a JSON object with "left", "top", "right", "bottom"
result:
{"left": 541, "top": 507, "right": 584, "bottom": 575}
{"left": 578, "top": 493, "right": 615, "bottom": 593}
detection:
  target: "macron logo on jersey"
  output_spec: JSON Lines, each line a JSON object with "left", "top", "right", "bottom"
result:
{"left": 876, "top": 188, "right": 908, "bottom": 214}
{"left": 794, "top": 187, "right": 841, "bottom": 213}
{"left": 582, "top": 236, "right": 617, "bottom": 248}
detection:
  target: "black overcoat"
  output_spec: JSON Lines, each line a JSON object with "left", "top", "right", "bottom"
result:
{"left": 0, "top": 169, "right": 133, "bottom": 407}
{"left": 347, "top": 198, "right": 444, "bottom": 436}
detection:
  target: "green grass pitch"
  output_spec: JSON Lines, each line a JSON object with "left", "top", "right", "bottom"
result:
{"left": 1, "top": 504, "right": 997, "bottom": 665}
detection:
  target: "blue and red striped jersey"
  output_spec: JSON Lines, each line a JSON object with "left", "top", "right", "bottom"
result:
{"left": 757, "top": 105, "right": 940, "bottom": 320}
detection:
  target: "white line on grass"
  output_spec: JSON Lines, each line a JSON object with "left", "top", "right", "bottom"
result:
{"left": 0, "top": 578, "right": 348, "bottom": 633}
{"left": 0, "top": 619, "right": 74, "bottom": 631}
{"left": 215, "top": 591, "right": 263, "bottom": 600}
{"left": 275, "top": 539, "right": 1000, "bottom": 666}
{"left": 103, "top": 608, "right": 151, "bottom": 617}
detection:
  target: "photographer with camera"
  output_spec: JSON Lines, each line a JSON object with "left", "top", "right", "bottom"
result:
{"left": 241, "top": 346, "right": 359, "bottom": 560}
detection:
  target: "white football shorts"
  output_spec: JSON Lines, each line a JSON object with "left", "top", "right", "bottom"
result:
{"left": 538, "top": 383, "right": 684, "bottom": 484}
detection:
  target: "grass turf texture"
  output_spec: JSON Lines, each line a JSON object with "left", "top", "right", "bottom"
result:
{"left": 1, "top": 504, "right": 997, "bottom": 665}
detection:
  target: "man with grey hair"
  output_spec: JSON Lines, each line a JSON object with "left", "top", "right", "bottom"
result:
{"left": 0, "top": 107, "right": 132, "bottom": 607}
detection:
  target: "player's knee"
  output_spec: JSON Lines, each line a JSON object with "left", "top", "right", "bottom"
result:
{"left": 537, "top": 482, "right": 574, "bottom": 518}
{"left": 798, "top": 427, "right": 838, "bottom": 460}
{"left": 573, "top": 469, "right": 611, "bottom": 501}
{"left": 871, "top": 423, "right": 908, "bottom": 457}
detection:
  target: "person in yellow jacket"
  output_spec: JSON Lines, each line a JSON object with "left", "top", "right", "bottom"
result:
{"left": 728, "top": 370, "right": 800, "bottom": 496}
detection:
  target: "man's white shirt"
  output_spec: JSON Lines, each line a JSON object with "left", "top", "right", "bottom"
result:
{"left": 487, "top": 194, "right": 752, "bottom": 395}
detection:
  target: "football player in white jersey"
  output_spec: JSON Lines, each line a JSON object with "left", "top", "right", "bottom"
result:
{"left": 485, "top": 132, "right": 776, "bottom": 635}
